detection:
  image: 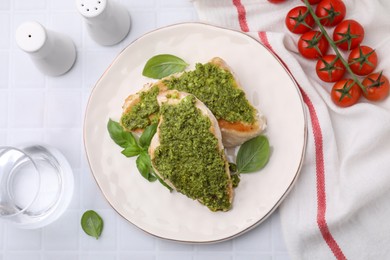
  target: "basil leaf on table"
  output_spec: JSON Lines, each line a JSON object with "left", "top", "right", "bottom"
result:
{"left": 81, "top": 210, "right": 103, "bottom": 240}
{"left": 107, "top": 119, "right": 137, "bottom": 148}
{"left": 139, "top": 123, "right": 157, "bottom": 149}
{"left": 136, "top": 151, "right": 157, "bottom": 182}
{"left": 236, "top": 135, "right": 270, "bottom": 174}
{"left": 142, "top": 54, "right": 188, "bottom": 79}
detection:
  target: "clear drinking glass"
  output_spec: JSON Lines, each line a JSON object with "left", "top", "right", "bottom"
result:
{"left": 0, "top": 145, "right": 74, "bottom": 228}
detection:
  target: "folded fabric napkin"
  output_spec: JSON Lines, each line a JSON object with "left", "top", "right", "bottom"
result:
{"left": 192, "top": 0, "right": 390, "bottom": 259}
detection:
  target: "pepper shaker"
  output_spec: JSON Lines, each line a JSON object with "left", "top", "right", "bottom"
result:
{"left": 15, "top": 21, "right": 77, "bottom": 77}
{"left": 76, "top": 0, "right": 131, "bottom": 46}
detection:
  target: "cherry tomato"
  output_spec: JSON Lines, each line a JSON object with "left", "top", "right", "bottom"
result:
{"left": 333, "top": 20, "right": 364, "bottom": 51}
{"left": 268, "top": 0, "right": 287, "bottom": 3}
{"left": 348, "top": 45, "right": 377, "bottom": 76}
{"left": 331, "top": 79, "right": 361, "bottom": 107}
{"left": 315, "top": 0, "right": 346, "bottom": 27}
{"left": 285, "top": 6, "right": 315, "bottom": 34}
{"left": 298, "top": 31, "right": 329, "bottom": 59}
{"left": 301, "top": 0, "right": 322, "bottom": 4}
{"left": 362, "top": 72, "right": 390, "bottom": 101}
{"left": 316, "top": 54, "right": 346, "bottom": 82}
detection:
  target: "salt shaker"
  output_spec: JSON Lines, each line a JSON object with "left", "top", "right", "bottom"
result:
{"left": 15, "top": 21, "right": 77, "bottom": 77}
{"left": 76, "top": 0, "right": 131, "bottom": 46}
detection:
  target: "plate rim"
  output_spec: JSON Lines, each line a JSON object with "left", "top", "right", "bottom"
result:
{"left": 83, "top": 22, "right": 308, "bottom": 244}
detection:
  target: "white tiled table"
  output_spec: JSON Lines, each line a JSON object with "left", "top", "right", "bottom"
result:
{"left": 0, "top": 1, "right": 290, "bottom": 259}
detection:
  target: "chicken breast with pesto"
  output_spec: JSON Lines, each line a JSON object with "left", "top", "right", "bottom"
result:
{"left": 120, "top": 57, "right": 266, "bottom": 147}
{"left": 149, "top": 90, "right": 233, "bottom": 211}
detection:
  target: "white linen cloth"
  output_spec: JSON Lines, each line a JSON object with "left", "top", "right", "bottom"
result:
{"left": 192, "top": 0, "right": 390, "bottom": 259}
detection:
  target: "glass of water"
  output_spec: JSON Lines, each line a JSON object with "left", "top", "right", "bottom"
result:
{"left": 0, "top": 145, "right": 74, "bottom": 229}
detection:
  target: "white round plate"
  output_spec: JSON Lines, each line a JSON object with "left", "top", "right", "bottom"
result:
{"left": 84, "top": 23, "right": 307, "bottom": 243}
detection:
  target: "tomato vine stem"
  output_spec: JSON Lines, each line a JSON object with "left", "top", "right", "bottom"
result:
{"left": 302, "top": 0, "right": 366, "bottom": 91}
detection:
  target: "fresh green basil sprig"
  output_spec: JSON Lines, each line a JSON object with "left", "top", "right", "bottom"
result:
{"left": 142, "top": 54, "right": 188, "bottom": 79}
{"left": 107, "top": 119, "right": 172, "bottom": 190}
{"left": 81, "top": 210, "right": 103, "bottom": 240}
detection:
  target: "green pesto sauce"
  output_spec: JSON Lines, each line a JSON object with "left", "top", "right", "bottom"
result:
{"left": 231, "top": 174, "right": 240, "bottom": 188}
{"left": 164, "top": 63, "right": 255, "bottom": 123}
{"left": 152, "top": 95, "right": 231, "bottom": 211}
{"left": 120, "top": 85, "right": 160, "bottom": 130}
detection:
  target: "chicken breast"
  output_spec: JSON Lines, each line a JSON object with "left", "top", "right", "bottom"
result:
{"left": 208, "top": 57, "right": 266, "bottom": 147}
{"left": 121, "top": 57, "right": 266, "bottom": 147}
{"left": 149, "top": 90, "right": 233, "bottom": 211}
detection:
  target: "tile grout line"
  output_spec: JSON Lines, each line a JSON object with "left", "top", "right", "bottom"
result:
{"left": 6, "top": 0, "right": 14, "bottom": 147}
{"left": 3, "top": 0, "right": 12, "bottom": 254}
{"left": 78, "top": 0, "right": 87, "bottom": 256}
{"left": 42, "top": 0, "right": 50, "bottom": 149}
{"left": 271, "top": 212, "right": 276, "bottom": 258}
{"left": 40, "top": 1, "right": 50, "bottom": 258}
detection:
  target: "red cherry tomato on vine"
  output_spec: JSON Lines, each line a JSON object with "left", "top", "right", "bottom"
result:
{"left": 285, "top": 6, "right": 315, "bottom": 34}
{"left": 348, "top": 45, "right": 377, "bottom": 76}
{"left": 301, "top": 0, "right": 322, "bottom": 4}
{"left": 268, "top": 0, "right": 287, "bottom": 3}
{"left": 333, "top": 19, "right": 364, "bottom": 51}
{"left": 315, "top": 0, "right": 346, "bottom": 27}
{"left": 316, "top": 54, "right": 346, "bottom": 82}
{"left": 298, "top": 31, "right": 329, "bottom": 59}
{"left": 362, "top": 72, "right": 390, "bottom": 101}
{"left": 331, "top": 79, "right": 362, "bottom": 107}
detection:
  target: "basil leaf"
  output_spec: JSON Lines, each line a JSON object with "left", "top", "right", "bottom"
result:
{"left": 236, "top": 135, "right": 270, "bottom": 174}
{"left": 121, "top": 146, "right": 141, "bottom": 157}
{"left": 136, "top": 152, "right": 157, "bottom": 182}
{"left": 81, "top": 210, "right": 103, "bottom": 240}
{"left": 107, "top": 119, "right": 137, "bottom": 148}
{"left": 139, "top": 123, "right": 157, "bottom": 149}
{"left": 142, "top": 54, "right": 188, "bottom": 79}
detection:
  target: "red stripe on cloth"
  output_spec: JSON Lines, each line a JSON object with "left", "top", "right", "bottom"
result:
{"left": 232, "top": 0, "right": 249, "bottom": 32}
{"left": 300, "top": 91, "right": 347, "bottom": 260}
{"left": 257, "top": 31, "right": 347, "bottom": 260}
